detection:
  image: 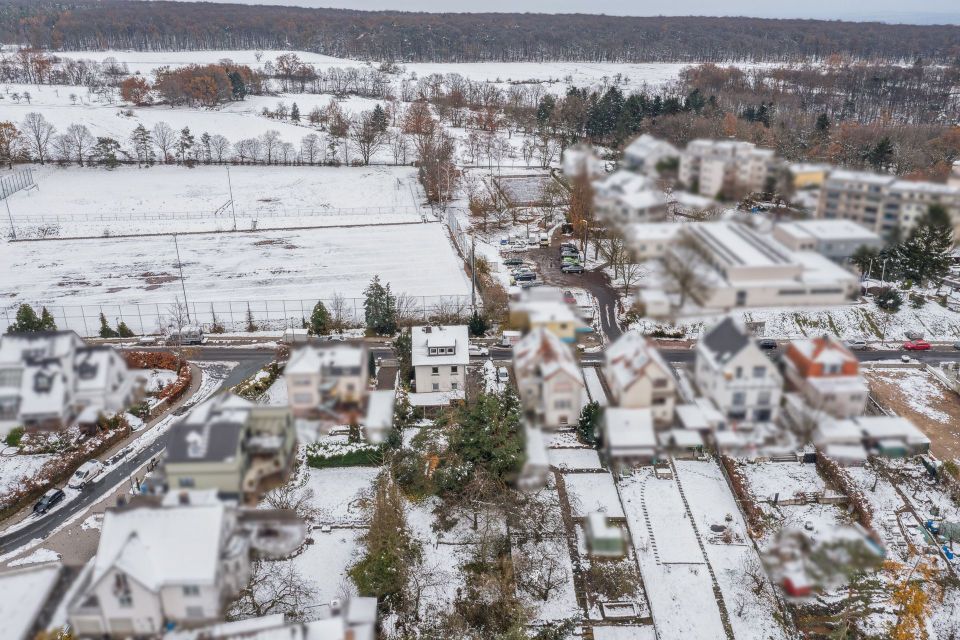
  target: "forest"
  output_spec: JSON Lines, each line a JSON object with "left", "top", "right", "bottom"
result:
{"left": 0, "top": 0, "right": 958, "bottom": 63}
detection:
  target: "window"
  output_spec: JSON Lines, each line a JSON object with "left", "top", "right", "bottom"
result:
{"left": 431, "top": 367, "right": 439, "bottom": 375}
{"left": 757, "top": 392, "right": 771, "bottom": 406}
{"left": 186, "top": 606, "right": 205, "bottom": 619}
{"left": 432, "top": 383, "right": 439, "bottom": 391}
{"left": 732, "top": 392, "right": 746, "bottom": 406}
{"left": 752, "top": 366, "right": 765, "bottom": 379}
{"left": 0, "top": 397, "right": 18, "bottom": 420}
{"left": 118, "top": 593, "right": 133, "bottom": 608}
{"left": 824, "top": 363, "right": 841, "bottom": 375}
{"left": 451, "top": 382, "right": 458, "bottom": 390}
{"left": 429, "top": 347, "right": 438, "bottom": 355}
{"left": 293, "top": 393, "right": 313, "bottom": 404}
{"left": 451, "top": 366, "right": 458, "bottom": 374}
{"left": 555, "top": 399, "right": 572, "bottom": 409}
{"left": 178, "top": 477, "right": 196, "bottom": 488}
{"left": 182, "top": 585, "right": 200, "bottom": 597}
{"left": 734, "top": 367, "right": 743, "bottom": 379}
{"left": 652, "top": 397, "right": 666, "bottom": 405}
{"left": 294, "top": 378, "right": 311, "bottom": 386}
{"left": 0, "top": 368, "right": 21, "bottom": 387}
{"left": 653, "top": 378, "right": 668, "bottom": 388}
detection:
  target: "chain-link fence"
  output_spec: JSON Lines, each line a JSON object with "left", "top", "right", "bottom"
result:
{"left": 1, "top": 167, "right": 34, "bottom": 200}
{"left": 3, "top": 295, "right": 477, "bottom": 338}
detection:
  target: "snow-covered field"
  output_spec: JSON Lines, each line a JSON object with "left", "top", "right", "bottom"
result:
{"left": 0, "top": 454, "right": 55, "bottom": 496}
{"left": 1, "top": 222, "right": 471, "bottom": 335}
{"left": 302, "top": 466, "right": 378, "bottom": 526}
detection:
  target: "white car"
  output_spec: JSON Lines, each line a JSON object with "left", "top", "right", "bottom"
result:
{"left": 468, "top": 344, "right": 489, "bottom": 357}
{"left": 844, "top": 339, "right": 868, "bottom": 350}
{"left": 68, "top": 460, "right": 104, "bottom": 489}
{"left": 497, "top": 367, "right": 510, "bottom": 383}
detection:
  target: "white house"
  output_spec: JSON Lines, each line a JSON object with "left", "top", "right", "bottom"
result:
{"left": 602, "top": 408, "right": 657, "bottom": 465}
{"left": 411, "top": 325, "right": 469, "bottom": 406}
{"left": 285, "top": 342, "right": 367, "bottom": 418}
{"left": 680, "top": 139, "right": 778, "bottom": 198}
{"left": 695, "top": 317, "right": 783, "bottom": 425}
{"left": 0, "top": 331, "right": 139, "bottom": 436}
{"left": 604, "top": 331, "right": 676, "bottom": 427}
{"left": 623, "top": 134, "right": 679, "bottom": 176}
{"left": 513, "top": 326, "right": 586, "bottom": 428}
{"left": 593, "top": 170, "right": 669, "bottom": 225}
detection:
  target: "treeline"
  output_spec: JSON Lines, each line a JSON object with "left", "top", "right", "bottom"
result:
{"left": 1, "top": 0, "right": 959, "bottom": 63}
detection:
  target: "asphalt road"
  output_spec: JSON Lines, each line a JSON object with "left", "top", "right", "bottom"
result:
{"left": 0, "top": 348, "right": 273, "bottom": 553}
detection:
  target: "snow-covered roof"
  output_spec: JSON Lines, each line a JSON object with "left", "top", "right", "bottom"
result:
{"left": 624, "top": 134, "right": 678, "bottom": 160}
{"left": 688, "top": 222, "right": 794, "bottom": 268}
{"left": 786, "top": 336, "right": 858, "bottom": 373}
{"left": 92, "top": 502, "right": 228, "bottom": 591}
{"left": 364, "top": 390, "right": 395, "bottom": 430}
{"left": 788, "top": 163, "right": 831, "bottom": 174}
{"left": 604, "top": 408, "right": 655, "bottom": 450}
{"left": 625, "top": 222, "right": 684, "bottom": 243}
{"left": 286, "top": 343, "right": 365, "bottom": 376}
{"left": 675, "top": 404, "right": 709, "bottom": 431}
{"left": 408, "top": 389, "right": 465, "bottom": 407}
{"left": 889, "top": 180, "right": 960, "bottom": 196}
{"left": 826, "top": 169, "right": 896, "bottom": 186}
{"left": 513, "top": 326, "right": 583, "bottom": 386}
{"left": 775, "top": 219, "right": 879, "bottom": 243}
{"left": 411, "top": 325, "right": 469, "bottom": 368}
{"left": 605, "top": 331, "right": 672, "bottom": 394}
{"left": 0, "top": 562, "right": 61, "bottom": 640}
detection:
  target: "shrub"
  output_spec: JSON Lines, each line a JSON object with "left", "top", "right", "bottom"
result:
{"left": 576, "top": 401, "right": 601, "bottom": 446}
{"left": 909, "top": 293, "right": 926, "bottom": 309}
{"left": 117, "top": 321, "right": 135, "bottom": 338}
{"left": 874, "top": 287, "right": 903, "bottom": 312}
{"left": 4, "top": 426, "right": 24, "bottom": 447}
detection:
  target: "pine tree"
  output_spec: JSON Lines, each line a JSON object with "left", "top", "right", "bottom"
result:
{"left": 451, "top": 386, "right": 525, "bottom": 483}
{"left": 895, "top": 211, "right": 953, "bottom": 285}
{"left": 176, "top": 127, "right": 195, "bottom": 164}
{"left": 393, "top": 329, "right": 412, "bottom": 382}
{"left": 245, "top": 305, "right": 257, "bottom": 333}
{"left": 367, "top": 350, "right": 377, "bottom": 379}
{"left": 815, "top": 113, "right": 831, "bottom": 136}
{"left": 865, "top": 137, "right": 894, "bottom": 171}
{"left": 290, "top": 102, "right": 300, "bottom": 122}
{"left": 130, "top": 124, "right": 154, "bottom": 166}
{"left": 199, "top": 132, "right": 212, "bottom": 164}
{"left": 98, "top": 313, "right": 119, "bottom": 338}
{"left": 363, "top": 276, "right": 397, "bottom": 336}
{"left": 39, "top": 307, "right": 57, "bottom": 331}
{"left": 576, "top": 401, "right": 602, "bottom": 446}
{"left": 468, "top": 310, "right": 488, "bottom": 337}
{"left": 228, "top": 71, "right": 247, "bottom": 101}
{"left": 6, "top": 303, "right": 43, "bottom": 333}
{"left": 309, "top": 300, "right": 330, "bottom": 335}
{"left": 117, "top": 321, "right": 134, "bottom": 338}
{"left": 93, "top": 137, "right": 121, "bottom": 168}
{"left": 370, "top": 104, "right": 388, "bottom": 133}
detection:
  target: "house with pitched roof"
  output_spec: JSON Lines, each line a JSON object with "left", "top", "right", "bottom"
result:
{"left": 694, "top": 317, "right": 783, "bottom": 425}
{"left": 285, "top": 342, "right": 368, "bottom": 419}
{"left": 604, "top": 331, "right": 677, "bottom": 427}
{"left": 513, "top": 326, "right": 586, "bottom": 428}
{"left": 411, "top": 325, "right": 469, "bottom": 407}
{"left": 782, "top": 336, "right": 867, "bottom": 419}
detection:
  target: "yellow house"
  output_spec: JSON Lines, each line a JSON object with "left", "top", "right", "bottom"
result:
{"left": 789, "top": 163, "right": 830, "bottom": 190}
{"left": 509, "top": 288, "right": 590, "bottom": 344}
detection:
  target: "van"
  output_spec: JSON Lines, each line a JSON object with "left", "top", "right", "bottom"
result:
{"left": 282, "top": 328, "right": 309, "bottom": 344}
{"left": 169, "top": 325, "right": 204, "bottom": 346}
{"left": 539, "top": 233, "right": 549, "bottom": 247}
{"left": 69, "top": 460, "right": 104, "bottom": 489}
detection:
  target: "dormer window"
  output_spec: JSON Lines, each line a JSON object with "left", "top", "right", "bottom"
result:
{"left": 78, "top": 361, "right": 98, "bottom": 380}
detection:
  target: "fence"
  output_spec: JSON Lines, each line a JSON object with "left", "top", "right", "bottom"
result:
{"left": 3, "top": 295, "right": 477, "bottom": 338}
{"left": 1, "top": 167, "right": 34, "bottom": 200}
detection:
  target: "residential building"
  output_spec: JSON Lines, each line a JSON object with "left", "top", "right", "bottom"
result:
{"left": 782, "top": 336, "right": 867, "bottom": 419}
{"left": 680, "top": 139, "right": 778, "bottom": 199}
{"left": 788, "top": 163, "right": 831, "bottom": 190}
{"left": 593, "top": 170, "right": 669, "bottom": 224}
{"left": 68, "top": 491, "right": 305, "bottom": 638}
{"left": 561, "top": 144, "right": 607, "bottom": 179}
{"left": 623, "top": 222, "right": 684, "bottom": 260}
{"left": 0, "top": 562, "right": 64, "bottom": 640}
{"left": 285, "top": 342, "right": 367, "bottom": 419}
{"left": 623, "top": 134, "right": 679, "bottom": 176}
{"left": 509, "top": 287, "right": 589, "bottom": 343}
{"left": 816, "top": 169, "right": 960, "bottom": 238}
{"left": 604, "top": 331, "right": 676, "bottom": 427}
{"left": 513, "top": 326, "right": 586, "bottom": 428}
{"left": 163, "top": 394, "right": 296, "bottom": 503}
{"left": 0, "top": 331, "right": 139, "bottom": 436}
{"left": 695, "top": 317, "right": 783, "bottom": 425}
{"left": 647, "top": 221, "right": 860, "bottom": 309}
{"left": 411, "top": 325, "right": 469, "bottom": 406}
{"left": 814, "top": 415, "right": 930, "bottom": 460}
{"left": 772, "top": 219, "right": 883, "bottom": 262}
{"left": 601, "top": 407, "right": 657, "bottom": 465}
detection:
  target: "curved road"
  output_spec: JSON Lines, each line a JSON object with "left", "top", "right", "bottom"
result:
{"left": 0, "top": 347, "right": 273, "bottom": 554}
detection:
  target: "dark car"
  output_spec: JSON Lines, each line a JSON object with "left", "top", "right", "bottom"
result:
{"left": 758, "top": 339, "right": 778, "bottom": 350}
{"left": 562, "top": 264, "right": 585, "bottom": 274}
{"left": 33, "top": 488, "right": 65, "bottom": 515}
{"left": 514, "top": 271, "right": 537, "bottom": 282}
{"left": 503, "top": 257, "right": 524, "bottom": 266}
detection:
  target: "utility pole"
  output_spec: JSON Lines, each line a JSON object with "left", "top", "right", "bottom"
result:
{"left": 880, "top": 258, "right": 889, "bottom": 288}
{"left": 173, "top": 234, "right": 191, "bottom": 323}
{"left": 5, "top": 197, "right": 15, "bottom": 241}
{"left": 226, "top": 166, "right": 237, "bottom": 231}
{"left": 470, "top": 235, "right": 477, "bottom": 311}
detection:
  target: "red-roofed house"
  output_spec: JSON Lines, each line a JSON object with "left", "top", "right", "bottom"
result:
{"left": 783, "top": 336, "right": 867, "bottom": 419}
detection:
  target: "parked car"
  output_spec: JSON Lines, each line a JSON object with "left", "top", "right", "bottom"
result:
{"left": 168, "top": 325, "right": 204, "bottom": 346}
{"left": 562, "top": 264, "right": 585, "bottom": 274}
{"left": 563, "top": 290, "right": 577, "bottom": 305}
{"left": 539, "top": 233, "right": 550, "bottom": 246}
{"left": 520, "top": 280, "right": 543, "bottom": 289}
{"left": 136, "top": 335, "right": 161, "bottom": 346}
{"left": 33, "top": 488, "right": 65, "bottom": 515}
{"left": 468, "top": 344, "right": 489, "bottom": 357}
{"left": 953, "top": 341, "right": 960, "bottom": 350}
{"left": 497, "top": 367, "right": 510, "bottom": 383}
{"left": 758, "top": 339, "right": 778, "bottom": 350}
{"left": 844, "top": 339, "right": 868, "bottom": 351}
{"left": 903, "top": 340, "right": 932, "bottom": 351}
{"left": 68, "top": 460, "right": 104, "bottom": 489}
{"left": 513, "top": 271, "right": 537, "bottom": 282}
{"left": 503, "top": 257, "right": 524, "bottom": 266}
{"left": 905, "top": 330, "right": 925, "bottom": 341}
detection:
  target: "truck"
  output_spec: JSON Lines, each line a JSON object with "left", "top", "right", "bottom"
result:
{"left": 168, "top": 325, "right": 204, "bottom": 346}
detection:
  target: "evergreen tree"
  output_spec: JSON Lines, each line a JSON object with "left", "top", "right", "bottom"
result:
{"left": 176, "top": 126, "right": 195, "bottom": 164}
{"left": 851, "top": 245, "right": 881, "bottom": 278}
{"left": 367, "top": 350, "right": 377, "bottom": 379}
{"left": 199, "top": 132, "right": 212, "bottom": 163}
{"left": 393, "top": 329, "right": 412, "bottom": 381}
{"left": 895, "top": 217, "right": 953, "bottom": 285}
{"left": 619, "top": 93, "right": 645, "bottom": 136}
{"left": 363, "top": 276, "right": 397, "bottom": 336}
{"left": 130, "top": 124, "right": 154, "bottom": 166}
{"left": 576, "top": 401, "right": 602, "bottom": 446}
{"left": 450, "top": 386, "right": 525, "bottom": 483}
{"left": 6, "top": 303, "right": 43, "bottom": 333}
{"left": 290, "top": 102, "right": 300, "bottom": 122}
{"left": 865, "top": 137, "right": 894, "bottom": 171}
{"left": 92, "top": 137, "right": 121, "bottom": 168}
{"left": 874, "top": 287, "right": 903, "bottom": 312}
{"left": 684, "top": 88, "right": 707, "bottom": 114}
{"left": 245, "top": 305, "right": 257, "bottom": 332}
{"left": 228, "top": 71, "right": 247, "bottom": 100}
{"left": 536, "top": 94, "right": 556, "bottom": 128}
{"left": 39, "top": 307, "right": 57, "bottom": 331}
{"left": 370, "top": 104, "right": 389, "bottom": 133}
{"left": 308, "top": 300, "right": 330, "bottom": 335}
{"left": 117, "top": 321, "right": 134, "bottom": 338}
{"left": 815, "top": 113, "right": 831, "bottom": 136}
{"left": 98, "top": 313, "right": 119, "bottom": 338}
{"left": 468, "top": 310, "right": 489, "bottom": 338}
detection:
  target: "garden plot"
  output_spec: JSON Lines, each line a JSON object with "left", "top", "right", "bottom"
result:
{"left": 0, "top": 454, "right": 55, "bottom": 496}
{"left": 674, "top": 460, "right": 790, "bottom": 640}
{"left": 302, "top": 466, "right": 379, "bottom": 526}
{"left": 618, "top": 469, "right": 727, "bottom": 640}
{"left": 280, "top": 527, "right": 364, "bottom": 616}
{"left": 737, "top": 461, "right": 827, "bottom": 503}
{"left": 3, "top": 164, "right": 422, "bottom": 237}
{"left": 547, "top": 447, "right": 603, "bottom": 471}
{"left": 512, "top": 535, "right": 580, "bottom": 623}
{"left": 1, "top": 223, "right": 471, "bottom": 335}
{"left": 845, "top": 464, "right": 912, "bottom": 561}
{"left": 492, "top": 174, "right": 556, "bottom": 207}
{"left": 865, "top": 369, "right": 960, "bottom": 462}
{"left": 563, "top": 472, "right": 625, "bottom": 519}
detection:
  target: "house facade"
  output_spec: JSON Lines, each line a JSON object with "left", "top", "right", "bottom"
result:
{"left": 604, "top": 331, "right": 676, "bottom": 427}
{"left": 694, "top": 317, "right": 783, "bottom": 425}
{"left": 783, "top": 336, "right": 867, "bottom": 419}
{"left": 513, "top": 326, "right": 586, "bottom": 428}
{"left": 411, "top": 325, "right": 469, "bottom": 405}
{"left": 285, "top": 342, "right": 367, "bottom": 419}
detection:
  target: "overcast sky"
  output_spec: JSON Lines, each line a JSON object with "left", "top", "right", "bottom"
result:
{"left": 187, "top": 0, "right": 959, "bottom": 24}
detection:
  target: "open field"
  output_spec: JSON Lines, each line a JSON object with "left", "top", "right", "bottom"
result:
{"left": 0, "top": 222, "right": 472, "bottom": 335}
{"left": 2, "top": 165, "right": 423, "bottom": 237}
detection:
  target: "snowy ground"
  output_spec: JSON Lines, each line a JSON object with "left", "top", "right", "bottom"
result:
{"left": 0, "top": 453, "right": 55, "bottom": 496}
{"left": 564, "top": 472, "right": 625, "bottom": 519}
{"left": 582, "top": 367, "right": 610, "bottom": 406}
{"left": 302, "top": 466, "right": 378, "bottom": 526}
{"left": 738, "top": 461, "right": 826, "bottom": 503}
{"left": 2, "top": 222, "right": 471, "bottom": 335}
{"left": 3, "top": 165, "right": 423, "bottom": 238}
{"left": 282, "top": 527, "right": 364, "bottom": 618}
{"left": 547, "top": 447, "right": 602, "bottom": 471}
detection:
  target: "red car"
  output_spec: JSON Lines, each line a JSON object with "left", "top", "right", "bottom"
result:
{"left": 903, "top": 340, "right": 932, "bottom": 351}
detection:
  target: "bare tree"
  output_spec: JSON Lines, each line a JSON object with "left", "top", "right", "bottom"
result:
{"left": 300, "top": 133, "right": 321, "bottom": 165}
{"left": 512, "top": 539, "right": 570, "bottom": 602}
{"left": 388, "top": 130, "right": 409, "bottom": 165}
{"left": 328, "top": 292, "right": 350, "bottom": 333}
{"left": 263, "top": 468, "right": 320, "bottom": 523}
{"left": 229, "top": 561, "right": 315, "bottom": 622}
{"left": 209, "top": 134, "right": 230, "bottom": 163}
{"left": 21, "top": 112, "right": 55, "bottom": 164}
{"left": 260, "top": 130, "right": 281, "bottom": 164}
{"left": 661, "top": 236, "right": 709, "bottom": 308}
{"left": 350, "top": 110, "right": 385, "bottom": 165}
{"left": 152, "top": 121, "right": 175, "bottom": 163}
{"left": 65, "top": 123, "right": 93, "bottom": 166}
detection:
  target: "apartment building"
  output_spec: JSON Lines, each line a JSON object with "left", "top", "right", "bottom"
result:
{"left": 816, "top": 169, "right": 960, "bottom": 238}
{"left": 679, "top": 139, "right": 778, "bottom": 199}
{"left": 782, "top": 336, "right": 868, "bottom": 419}
{"left": 622, "top": 134, "right": 679, "bottom": 175}
{"left": 285, "top": 342, "right": 368, "bottom": 419}
{"left": 593, "top": 170, "right": 669, "bottom": 224}
{"left": 772, "top": 219, "right": 883, "bottom": 262}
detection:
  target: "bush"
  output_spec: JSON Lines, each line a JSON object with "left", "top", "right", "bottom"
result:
{"left": 117, "top": 321, "right": 135, "bottom": 338}
{"left": 576, "top": 401, "right": 601, "bottom": 446}
{"left": 4, "top": 426, "right": 24, "bottom": 448}
{"left": 874, "top": 287, "right": 903, "bottom": 312}
{"left": 909, "top": 293, "right": 926, "bottom": 309}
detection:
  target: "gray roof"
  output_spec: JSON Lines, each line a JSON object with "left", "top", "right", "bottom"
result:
{"left": 166, "top": 420, "right": 245, "bottom": 464}
{"left": 701, "top": 317, "right": 749, "bottom": 366}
